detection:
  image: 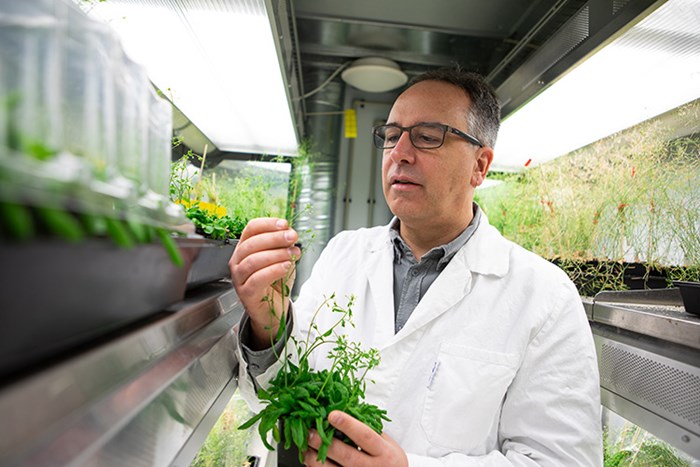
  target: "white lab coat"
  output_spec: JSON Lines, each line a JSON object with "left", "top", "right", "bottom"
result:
{"left": 236, "top": 214, "right": 603, "bottom": 466}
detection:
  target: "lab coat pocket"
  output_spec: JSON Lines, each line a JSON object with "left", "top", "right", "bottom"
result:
{"left": 420, "top": 343, "right": 519, "bottom": 452}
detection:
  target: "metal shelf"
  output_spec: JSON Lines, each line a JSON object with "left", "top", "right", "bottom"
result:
{"left": 0, "top": 282, "right": 244, "bottom": 467}
{"left": 592, "top": 288, "right": 700, "bottom": 351}
{"left": 588, "top": 288, "right": 700, "bottom": 459}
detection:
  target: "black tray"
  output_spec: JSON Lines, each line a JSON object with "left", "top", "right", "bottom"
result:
{"left": 0, "top": 239, "right": 193, "bottom": 379}
{"left": 673, "top": 281, "right": 700, "bottom": 316}
{"left": 181, "top": 238, "right": 237, "bottom": 290}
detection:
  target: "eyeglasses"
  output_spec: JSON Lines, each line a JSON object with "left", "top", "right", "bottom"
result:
{"left": 372, "top": 123, "right": 483, "bottom": 150}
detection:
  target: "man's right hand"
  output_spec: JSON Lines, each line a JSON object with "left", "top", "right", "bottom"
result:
{"left": 229, "top": 218, "right": 301, "bottom": 350}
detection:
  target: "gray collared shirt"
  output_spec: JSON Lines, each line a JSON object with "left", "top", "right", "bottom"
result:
{"left": 389, "top": 204, "right": 481, "bottom": 333}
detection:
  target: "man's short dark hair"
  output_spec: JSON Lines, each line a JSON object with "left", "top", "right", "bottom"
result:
{"left": 408, "top": 68, "right": 501, "bottom": 149}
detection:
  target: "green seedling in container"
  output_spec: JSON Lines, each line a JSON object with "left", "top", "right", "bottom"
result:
{"left": 0, "top": 202, "right": 35, "bottom": 241}
{"left": 156, "top": 227, "right": 184, "bottom": 267}
{"left": 36, "top": 207, "right": 84, "bottom": 243}
{"left": 105, "top": 217, "right": 135, "bottom": 249}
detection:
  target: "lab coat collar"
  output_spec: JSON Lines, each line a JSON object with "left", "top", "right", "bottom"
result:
{"left": 368, "top": 212, "right": 511, "bottom": 277}
{"left": 460, "top": 211, "right": 511, "bottom": 278}
{"left": 368, "top": 212, "right": 512, "bottom": 349}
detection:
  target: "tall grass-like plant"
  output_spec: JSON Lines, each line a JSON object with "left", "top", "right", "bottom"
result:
{"left": 477, "top": 99, "right": 700, "bottom": 293}
{"left": 603, "top": 423, "right": 690, "bottom": 467}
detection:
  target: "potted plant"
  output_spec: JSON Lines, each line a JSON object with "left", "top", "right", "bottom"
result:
{"left": 238, "top": 289, "right": 389, "bottom": 463}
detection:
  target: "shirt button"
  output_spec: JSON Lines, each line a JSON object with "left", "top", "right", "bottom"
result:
{"left": 411, "top": 270, "right": 419, "bottom": 277}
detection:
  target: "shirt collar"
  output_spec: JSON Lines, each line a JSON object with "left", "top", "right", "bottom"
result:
{"left": 389, "top": 203, "right": 482, "bottom": 267}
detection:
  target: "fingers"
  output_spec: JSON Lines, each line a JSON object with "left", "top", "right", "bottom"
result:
{"left": 328, "top": 411, "right": 382, "bottom": 456}
{"left": 233, "top": 246, "right": 297, "bottom": 289}
{"left": 238, "top": 217, "right": 290, "bottom": 243}
{"left": 305, "top": 419, "right": 373, "bottom": 467}
{"left": 233, "top": 219, "right": 298, "bottom": 264}
{"left": 229, "top": 218, "right": 301, "bottom": 288}
{"left": 313, "top": 413, "right": 408, "bottom": 467}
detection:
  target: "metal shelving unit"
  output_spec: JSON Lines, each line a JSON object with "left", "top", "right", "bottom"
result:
{"left": 0, "top": 282, "right": 244, "bottom": 467}
{"left": 588, "top": 288, "right": 700, "bottom": 459}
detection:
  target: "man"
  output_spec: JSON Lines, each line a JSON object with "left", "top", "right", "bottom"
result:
{"left": 230, "top": 68, "right": 602, "bottom": 466}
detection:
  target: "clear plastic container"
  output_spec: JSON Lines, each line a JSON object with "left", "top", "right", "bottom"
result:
{"left": 146, "top": 88, "right": 173, "bottom": 200}
{"left": 61, "top": 8, "right": 93, "bottom": 161}
{"left": 0, "top": 0, "right": 64, "bottom": 160}
{"left": 1, "top": 0, "right": 182, "bottom": 224}
{"left": 118, "top": 56, "right": 150, "bottom": 193}
{"left": 62, "top": 18, "right": 119, "bottom": 182}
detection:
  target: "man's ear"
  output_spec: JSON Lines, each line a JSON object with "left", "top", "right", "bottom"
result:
{"left": 471, "top": 147, "right": 494, "bottom": 187}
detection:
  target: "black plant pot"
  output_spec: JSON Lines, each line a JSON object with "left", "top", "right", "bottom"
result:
{"left": 673, "top": 281, "right": 700, "bottom": 316}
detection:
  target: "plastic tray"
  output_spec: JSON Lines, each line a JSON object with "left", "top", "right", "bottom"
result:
{"left": 0, "top": 239, "right": 194, "bottom": 380}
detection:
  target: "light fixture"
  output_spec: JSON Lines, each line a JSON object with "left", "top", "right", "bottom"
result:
{"left": 82, "top": 0, "right": 299, "bottom": 156}
{"left": 494, "top": 0, "right": 700, "bottom": 171}
{"left": 341, "top": 57, "right": 408, "bottom": 93}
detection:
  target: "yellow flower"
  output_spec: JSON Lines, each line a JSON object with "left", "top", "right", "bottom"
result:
{"left": 177, "top": 199, "right": 227, "bottom": 217}
{"left": 197, "top": 201, "right": 227, "bottom": 217}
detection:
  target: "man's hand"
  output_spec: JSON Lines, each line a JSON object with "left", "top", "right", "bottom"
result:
{"left": 228, "top": 218, "right": 301, "bottom": 350}
{"left": 305, "top": 411, "right": 408, "bottom": 467}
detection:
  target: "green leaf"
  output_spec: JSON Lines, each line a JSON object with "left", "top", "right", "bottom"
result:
{"left": 298, "top": 400, "right": 318, "bottom": 415}
{"left": 126, "top": 218, "right": 151, "bottom": 243}
{"left": 81, "top": 213, "right": 107, "bottom": 236}
{"left": 293, "top": 386, "right": 310, "bottom": 400}
{"left": 25, "top": 140, "right": 57, "bottom": 161}
{"left": 156, "top": 228, "right": 184, "bottom": 267}
{"left": 279, "top": 393, "right": 294, "bottom": 410}
{"left": 237, "top": 411, "right": 263, "bottom": 431}
{"left": 272, "top": 423, "right": 280, "bottom": 443}
{"left": 0, "top": 202, "right": 34, "bottom": 240}
{"left": 290, "top": 417, "right": 305, "bottom": 451}
{"left": 36, "top": 207, "right": 83, "bottom": 242}
{"left": 105, "top": 217, "right": 135, "bottom": 249}
{"left": 283, "top": 418, "right": 293, "bottom": 450}
{"left": 316, "top": 417, "right": 331, "bottom": 462}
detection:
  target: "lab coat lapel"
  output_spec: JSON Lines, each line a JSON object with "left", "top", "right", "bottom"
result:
{"left": 381, "top": 214, "right": 511, "bottom": 349}
{"left": 381, "top": 252, "right": 472, "bottom": 350}
{"left": 364, "top": 231, "right": 396, "bottom": 348}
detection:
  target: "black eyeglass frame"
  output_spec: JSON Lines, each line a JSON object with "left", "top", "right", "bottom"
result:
{"left": 372, "top": 123, "right": 484, "bottom": 150}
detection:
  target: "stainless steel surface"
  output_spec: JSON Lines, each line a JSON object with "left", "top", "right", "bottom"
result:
{"left": 601, "top": 387, "right": 700, "bottom": 459}
{"left": 266, "top": 0, "right": 665, "bottom": 132}
{"left": 591, "top": 288, "right": 700, "bottom": 351}
{"left": 0, "top": 283, "right": 244, "bottom": 467}
{"left": 593, "top": 325, "right": 700, "bottom": 458}
{"left": 582, "top": 296, "right": 594, "bottom": 320}
{"left": 170, "top": 375, "right": 241, "bottom": 467}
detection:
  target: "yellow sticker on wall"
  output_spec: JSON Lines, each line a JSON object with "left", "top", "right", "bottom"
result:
{"left": 344, "top": 109, "right": 357, "bottom": 139}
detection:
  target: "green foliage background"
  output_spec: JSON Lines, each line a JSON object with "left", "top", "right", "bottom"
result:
{"left": 191, "top": 393, "right": 255, "bottom": 467}
{"left": 477, "top": 100, "right": 700, "bottom": 294}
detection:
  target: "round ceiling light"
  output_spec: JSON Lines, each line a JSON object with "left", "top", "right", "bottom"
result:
{"left": 341, "top": 57, "right": 408, "bottom": 93}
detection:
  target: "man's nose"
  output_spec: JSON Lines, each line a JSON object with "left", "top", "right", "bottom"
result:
{"left": 388, "top": 131, "right": 416, "bottom": 163}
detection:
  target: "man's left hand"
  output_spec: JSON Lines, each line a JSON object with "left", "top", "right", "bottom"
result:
{"left": 304, "top": 410, "right": 408, "bottom": 467}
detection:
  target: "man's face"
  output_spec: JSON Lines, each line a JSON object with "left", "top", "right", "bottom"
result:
{"left": 381, "top": 80, "right": 493, "bottom": 232}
